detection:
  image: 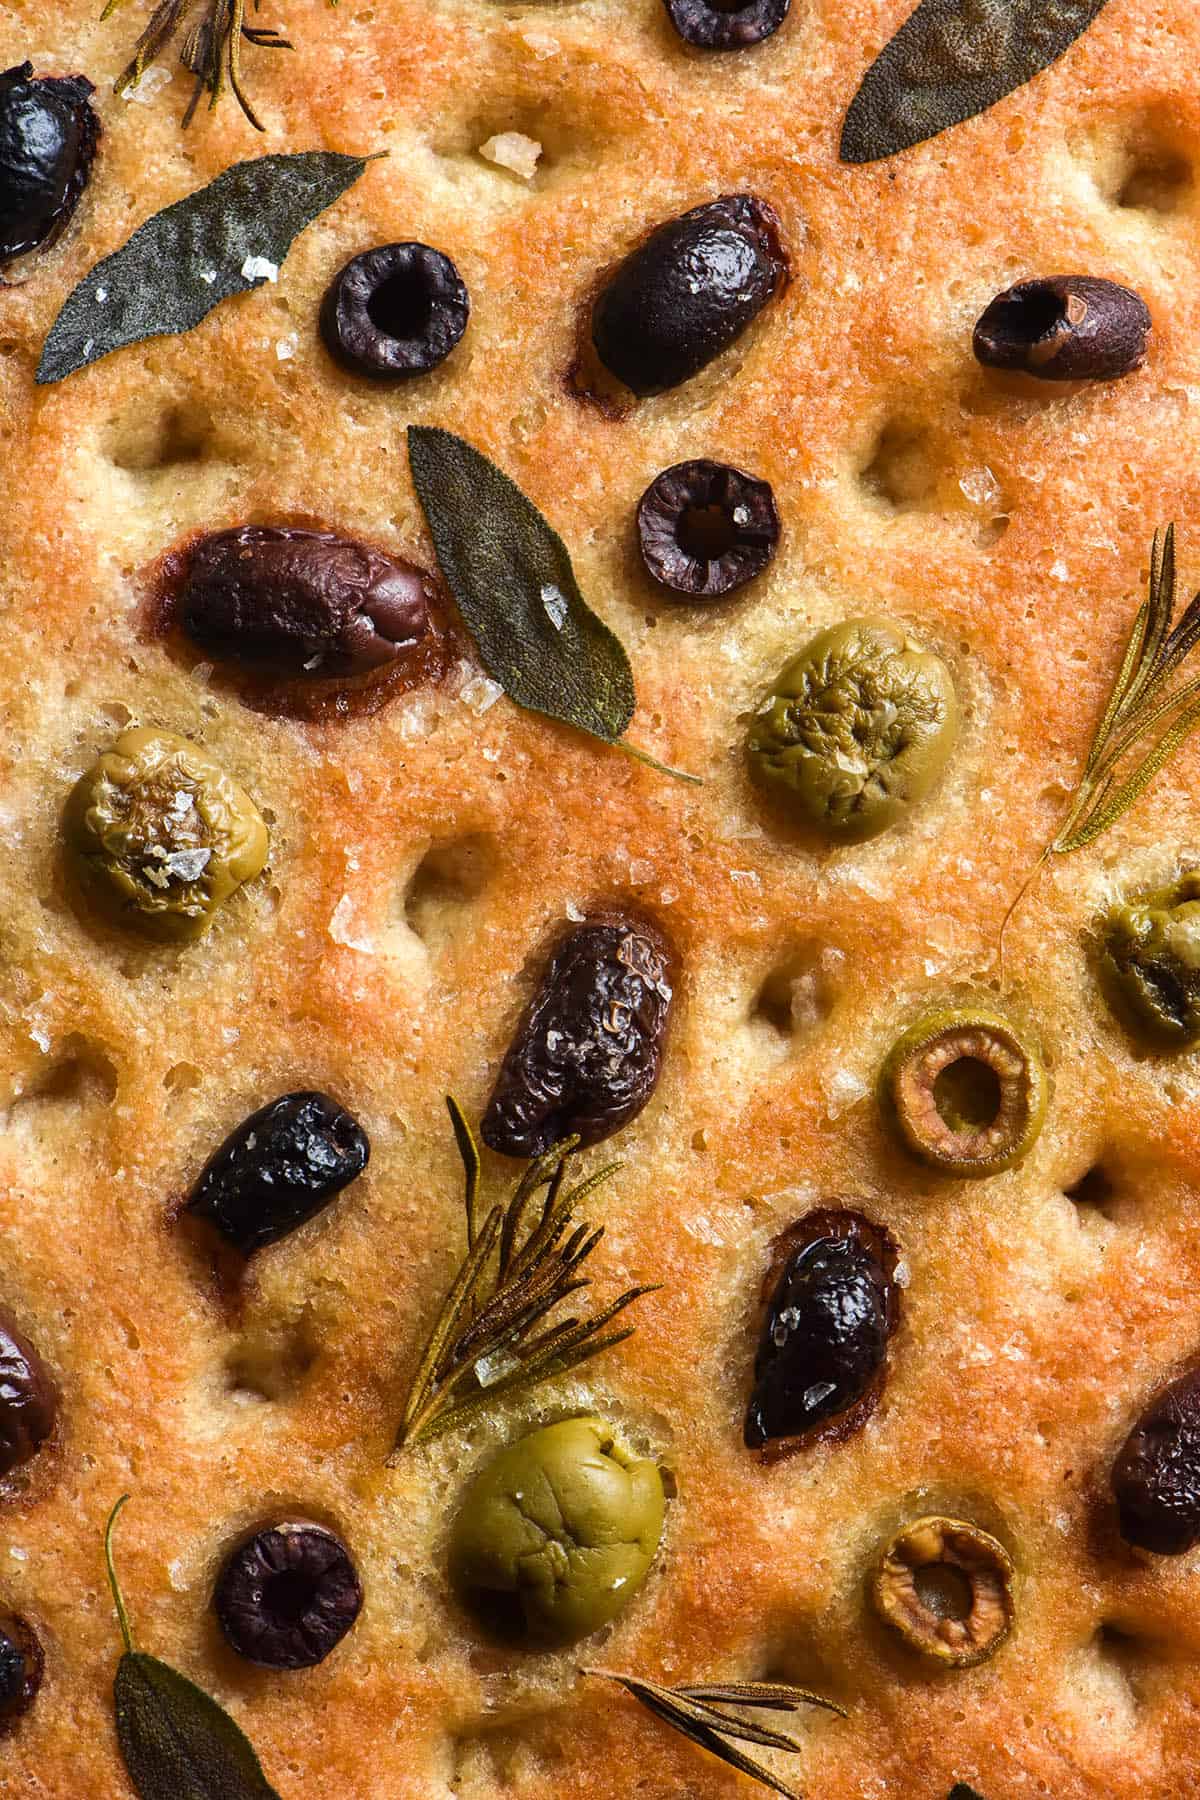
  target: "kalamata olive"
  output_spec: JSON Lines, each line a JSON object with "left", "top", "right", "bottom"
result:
{"left": 745, "top": 1209, "right": 900, "bottom": 1457}
{"left": 185, "top": 1091, "right": 369, "bottom": 1256}
{"left": 178, "top": 526, "right": 436, "bottom": 683}
{"left": 0, "top": 1615, "right": 43, "bottom": 1728}
{"left": 481, "top": 913, "right": 676, "bottom": 1158}
{"left": 663, "top": 0, "right": 791, "bottom": 50}
{"left": 637, "top": 458, "right": 780, "bottom": 598}
{"left": 214, "top": 1522, "right": 362, "bottom": 1669}
{"left": 1112, "top": 1364, "right": 1200, "bottom": 1554}
{"left": 973, "top": 277, "right": 1150, "bottom": 382}
{"left": 0, "top": 1311, "right": 58, "bottom": 1478}
{"left": 320, "top": 242, "right": 470, "bottom": 381}
{"left": 591, "top": 194, "right": 786, "bottom": 397}
{"left": 0, "top": 62, "right": 99, "bottom": 264}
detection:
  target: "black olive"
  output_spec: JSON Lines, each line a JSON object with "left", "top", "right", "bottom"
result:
{"left": 0, "top": 62, "right": 99, "bottom": 264}
{"left": 972, "top": 276, "right": 1151, "bottom": 381}
{"left": 0, "top": 1310, "right": 58, "bottom": 1478}
{"left": 179, "top": 526, "right": 435, "bottom": 682}
{"left": 214, "top": 1522, "right": 362, "bottom": 1669}
{"left": 637, "top": 458, "right": 780, "bottom": 598}
{"left": 663, "top": 0, "right": 791, "bottom": 51}
{"left": 184, "top": 1091, "right": 369, "bottom": 1256}
{"left": 0, "top": 1615, "right": 43, "bottom": 1729}
{"left": 320, "top": 242, "right": 470, "bottom": 382}
{"left": 591, "top": 194, "right": 786, "bottom": 397}
{"left": 481, "top": 914, "right": 676, "bottom": 1158}
{"left": 744, "top": 1209, "right": 900, "bottom": 1457}
{"left": 1112, "top": 1364, "right": 1200, "bottom": 1554}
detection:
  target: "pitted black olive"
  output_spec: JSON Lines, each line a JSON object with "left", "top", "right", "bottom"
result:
{"left": 184, "top": 1091, "right": 369, "bottom": 1256}
{"left": 0, "top": 1615, "right": 43, "bottom": 1729}
{"left": 0, "top": 1309, "right": 58, "bottom": 1478}
{"left": 214, "top": 1522, "right": 362, "bottom": 1669}
{"left": 0, "top": 63, "right": 99, "bottom": 263}
{"left": 481, "top": 914, "right": 676, "bottom": 1158}
{"left": 320, "top": 242, "right": 470, "bottom": 381}
{"left": 591, "top": 194, "right": 786, "bottom": 397}
{"left": 1112, "top": 1364, "right": 1200, "bottom": 1554}
{"left": 744, "top": 1209, "right": 900, "bottom": 1457}
{"left": 179, "top": 526, "right": 435, "bottom": 682}
{"left": 637, "top": 458, "right": 780, "bottom": 598}
{"left": 663, "top": 0, "right": 791, "bottom": 50}
{"left": 973, "top": 276, "right": 1150, "bottom": 382}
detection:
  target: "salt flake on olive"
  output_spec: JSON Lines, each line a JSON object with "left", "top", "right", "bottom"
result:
{"left": 872, "top": 1515, "right": 1014, "bottom": 1669}
{"left": 214, "top": 1522, "right": 362, "bottom": 1670}
{"left": 0, "top": 62, "right": 99, "bottom": 264}
{"left": 637, "top": 459, "right": 780, "bottom": 599}
{"left": 881, "top": 1006, "right": 1046, "bottom": 1177}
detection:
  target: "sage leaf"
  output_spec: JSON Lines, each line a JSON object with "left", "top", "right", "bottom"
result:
{"left": 115, "top": 1654, "right": 283, "bottom": 1800}
{"left": 407, "top": 425, "right": 636, "bottom": 744}
{"left": 949, "top": 1787, "right": 987, "bottom": 1800}
{"left": 37, "top": 150, "right": 378, "bottom": 383}
{"left": 840, "top": 0, "right": 1113, "bottom": 164}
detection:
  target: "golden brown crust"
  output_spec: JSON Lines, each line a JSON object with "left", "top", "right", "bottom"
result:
{"left": 2, "top": 1, "right": 1200, "bottom": 1795}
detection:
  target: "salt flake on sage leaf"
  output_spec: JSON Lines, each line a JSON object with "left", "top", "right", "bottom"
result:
{"left": 104, "top": 1496, "right": 283, "bottom": 1800}
{"left": 407, "top": 427, "right": 698, "bottom": 783}
{"left": 37, "top": 150, "right": 379, "bottom": 384}
{"left": 840, "top": 0, "right": 1113, "bottom": 164}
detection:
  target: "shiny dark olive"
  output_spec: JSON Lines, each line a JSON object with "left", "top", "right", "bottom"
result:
{"left": 320, "top": 242, "right": 470, "bottom": 381}
{"left": 745, "top": 1209, "right": 899, "bottom": 1456}
{"left": 214, "top": 1522, "right": 362, "bottom": 1669}
{"left": 179, "top": 526, "right": 435, "bottom": 682}
{"left": 0, "top": 1615, "right": 43, "bottom": 1729}
{"left": 663, "top": 0, "right": 791, "bottom": 49}
{"left": 0, "top": 1310, "right": 58, "bottom": 1478}
{"left": 973, "top": 276, "right": 1151, "bottom": 381}
{"left": 185, "top": 1091, "right": 369, "bottom": 1256}
{"left": 637, "top": 459, "right": 780, "bottom": 598}
{"left": 1112, "top": 1364, "right": 1200, "bottom": 1554}
{"left": 591, "top": 194, "right": 786, "bottom": 397}
{"left": 0, "top": 62, "right": 99, "bottom": 263}
{"left": 481, "top": 914, "right": 676, "bottom": 1158}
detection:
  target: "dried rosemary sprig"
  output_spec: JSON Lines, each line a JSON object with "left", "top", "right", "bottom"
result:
{"left": 389, "top": 1099, "right": 654, "bottom": 1455}
{"left": 1001, "top": 525, "right": 1200, "bottom": 955}
{"left": 583, "top": 1670, "right": 846, "bottom": 1800}
{"left": 101, "top": 0, "right": 334, "bottom": 130}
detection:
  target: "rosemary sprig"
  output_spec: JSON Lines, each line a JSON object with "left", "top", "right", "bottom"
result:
{"left": 583, "top": 1670, "right": 847, "bottom": 1800}
{"left": 101, "top": 0, "right": 335, "bottom": 130}
{"left": 389, "top": 1099, "right": 654, "bottom": 1456}
{"left": 1001, "top": 525, "right": 1200, "bottom": 958}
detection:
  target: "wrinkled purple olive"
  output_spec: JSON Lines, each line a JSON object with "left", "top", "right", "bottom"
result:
{"left": 0, "top": 1615, "right": 43, "bottom": 1729}
{"left": 0, "top": 1310, "right": 57, "bottom": 1478}
{"left": 1112, "top": 1363, "right": 1200, "bottom": 1554}
{"left": 591, "top": 194, "right": 786, "bottom": 397}
{"left": 973, "top": 276, "right": 1150, "bottom": 381}
{"left": 0, "top": 62, "right": 99, "bottom": 263}
{"left": 214, "top": 1522, "right": 362, "bottom": 1669}
{"left": 663, "top": 0, "right": 791, "bottom": 50}
{"left": 179, "top": 526, "right": 435, "bottom": 682}
{"left": 637, "top": 458, "right": 780, "bottom": 598}
{"left": 320, "top": 242, "right": 470, "bottom": 381}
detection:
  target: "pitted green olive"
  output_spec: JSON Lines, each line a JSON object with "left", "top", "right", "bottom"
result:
{"left": 64, "top": 727, "right": 269, "bottom": 941}
{"left": 881, "top": 1006, "right": 1046, "bottom": 1177}
{"left": 746, "top": 617, "right": 959, "bottom": 844}
{"left": 448, "top": 1416, "right": 666, "bottom": 1648}
{"left": 1098, "top": 872, "right": 1200, "bottom": 1050}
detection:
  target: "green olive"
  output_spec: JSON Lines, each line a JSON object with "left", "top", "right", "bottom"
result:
{"left": 1098, "top": 872, "right": 1200, "bottom": 1049}
{"left": 448, "top": 1415, "right": 666, "bottom": 1648}
{"left": 871, "top": 1515, "right": 1013, "bottom": 1669}
{"left": 64, "top": 727, "right": 269, "bottom": 941}
{"left": 746, "top": 617, "right": 959, "bottom": 844}
{"left": 881, "top": 1005, "right": 1047, "bottom": 1177}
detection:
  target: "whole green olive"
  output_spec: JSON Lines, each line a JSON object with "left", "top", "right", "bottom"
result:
{"left": 448, "top": 1416, "right": 666, "bottom": 1648}
{"left": 64, "top": 727, "right": 269, "bottom": 941}
{"left": 746, "top": 617, "right": 959, "bottom": 844}
{"left": 881, "top": 1005, "right": 1047, "bottom": 1177}
{"left": 1098, "top": 872, "right": 1200, "bottom": 1050}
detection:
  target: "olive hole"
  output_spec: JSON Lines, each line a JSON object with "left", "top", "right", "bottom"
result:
{"left": 996, "top": 289, "right": 1067, "bottom": 344}
{"left": 264, "top": 1569, "right": 317, "bottom": 1626}
{"left": 1065, "top": 1164, "right": 1118, "bottom": 1220}
{"left": 367, "top": 271, "right": 434, "bottom": 341}
{"left": 676, "top": 502, "right": 738, "bottom": 560}
{"left": 402, "top": 834, "right": 496, "bottom": 959}
{"left": 914, "top": 1563, "right": 974, "bottom": 1622}
{"left": 932, "top": 1056, "right": 1002, "bottom": 1132}
{"left": 861, "top": 420, "right": 938, "bottom": 510}
{"left": 1117, "top": 150, "right": 1193, "bottom": 212}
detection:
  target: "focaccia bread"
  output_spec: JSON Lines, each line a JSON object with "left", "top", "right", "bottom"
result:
{"left": 2, "top": 2, "right": 1200, "bottom": 1797}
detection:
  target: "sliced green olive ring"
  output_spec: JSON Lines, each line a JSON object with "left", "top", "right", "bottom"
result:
{"left": 881, "top": 1006, "right": 1047, "bottom": 1176}
{"left": 871, "top": 1514, "right": 1014, "bottom": 1669}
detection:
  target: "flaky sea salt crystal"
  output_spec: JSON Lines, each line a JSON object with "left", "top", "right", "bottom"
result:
{"left": 479, "top": 132, "right": 543, "bottom": 181}
{"left": 459, "top": 674, "right": 503, "bottom": 715}
{"left": 541, "top": 583, "right": 568, "bottom": 629}
{"left": 475, "top": 1351, "right": 520, "bottom": 1387}
{"left": 959, "top": 465, "right": 1000, "bottom": 509}
{"left": 126, "top": 64, "right": 172, "bottom": 103}
{"left": 241, "top": 255, "right": 279, "bottom": 284}
{"left": 730, "top": 868, "right": 761, "bottom": 893}
{"left": 328, "top": 894, "right": 374, "bottom": 953}
{"left": 276, "top": 333, "right": 298, "bottom": 361}
{"left": 629, "top": 858, "right": 655, "bottom": 883}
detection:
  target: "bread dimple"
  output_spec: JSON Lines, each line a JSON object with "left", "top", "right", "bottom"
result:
{"left": 2, "top": 2, "right": 1200, "bottom": 1795}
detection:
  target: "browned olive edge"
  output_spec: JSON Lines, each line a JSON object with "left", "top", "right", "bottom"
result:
{"left": 749, "top": 1204, "right": 901, "bottom": 1468}
{"left": 140, "top": 521, "right": 459, "bottom": 724}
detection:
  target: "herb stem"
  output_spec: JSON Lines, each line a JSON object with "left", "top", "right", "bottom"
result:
{"left": 103, "top": 1494, "right": 136, "bottom": 1655}
{"left": 616, "top": 739, "right": 704, "bottom": 786}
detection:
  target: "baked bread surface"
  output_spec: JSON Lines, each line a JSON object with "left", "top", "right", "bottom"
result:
{"left": 2, "top": 1, "right": 1200, "bottom": 1795}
